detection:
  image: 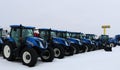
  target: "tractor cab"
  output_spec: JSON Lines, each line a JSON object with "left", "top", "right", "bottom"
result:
{"left": 10, "top": 25, "right": 36, "bottom": 47}
{"left": 39, "top": 29, "right": 69, "bottom": 46}
{"left": 86, "top": 34, "right": 96, "bottom": 40}
{"left": 2, "top": 25, "right": 54, "bottom": 67}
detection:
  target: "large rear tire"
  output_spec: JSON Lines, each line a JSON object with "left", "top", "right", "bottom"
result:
{"left": 21, "top": 48, "right": 38, "bottom": 67}
{"left": 41, "top": 47, "right": 54, "bottom": 62}
{"left": 2, "top": 42, "right": 15, "bottom": 61}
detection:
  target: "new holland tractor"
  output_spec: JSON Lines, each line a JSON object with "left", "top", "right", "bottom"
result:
{"left": 98, "top": 35, "right": 112, "bottom": 51}
{"left": 38, "top": 29, "right": 74, "bottom": 59}
{"left": 70, "top": 32, "right": 95, "bottom": 52}
{"left": 85, "top": 34, "right": 98, "bottom": 50}
{"left": 2, "top": 25, "right": 54, "bottom": 67}
{"left": 57, "top": 31, "right": 86, "bottom": 53}
{"left": 0, "top": 28, "right": 3, "bottom": 52}
{"left": 69, "top": 32, "right": 88, "bottom": 52}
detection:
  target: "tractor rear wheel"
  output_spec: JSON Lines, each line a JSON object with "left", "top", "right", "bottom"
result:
{"left": 2, "top": 42, "right": 15, "bottom": 61}
{"left": 21, "top": 48, "right": 38, "bottom": 67}
{"left": 41, "top": 47, "right": 54, "bottom": 62}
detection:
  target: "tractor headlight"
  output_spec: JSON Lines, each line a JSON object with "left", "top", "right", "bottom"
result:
{"left": 0, "top": 39, "right": 3, "bottom": 44}
{"left": 65, "top": 40, "right": 70, "bottom": 46}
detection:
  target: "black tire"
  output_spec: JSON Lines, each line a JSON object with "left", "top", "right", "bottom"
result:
{"left": 21, "top": 48, "right": 38, "bottom": 67}
{"left": 2, "top": 42, "right": 15, "bottom": 61}
{"left": 41, "top": 47, "right": 54, "bottom": 62}
{"left": 104, "top": 47, "right": 112, "bottom": 51}
{"left": 65, "top": 46, "right": 74, "bottom": 56}
{"left": 110, "top": 43, "right": 114, "bottom": 47}
{"left": 53, "top": 46, "right": 65, "bottom": 59}
{"left": 81, "top": 45, "right": 88, "bottom": 53}
{"left": 71, "top": 45, "right": 79, "bottom": 54}
{"left": 0, "top": 44, "right": 2, "bottom": 53}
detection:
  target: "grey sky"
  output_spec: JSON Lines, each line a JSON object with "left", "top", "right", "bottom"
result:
{"left": 0, "top": 0, "right": 120, "bottom": 36}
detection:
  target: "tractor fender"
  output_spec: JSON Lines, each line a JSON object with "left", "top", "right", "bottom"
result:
{"left": 4, "top": 37, "right": 15, "bottom": 43}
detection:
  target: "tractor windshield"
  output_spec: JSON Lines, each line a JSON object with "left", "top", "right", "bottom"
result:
{"left": 39, "top": 30, "right": 49, "bottom": 41}
{"left": 22, "top": 29, "right": 34, "bottom": 38}
{"left": 79, "top": 33, "right": 85, "bottom": 39}
{"left": 51, "top": 31, "right": 57, "bottom": 37}
{"left": 86, "top": 35, "right": 96, "bottom": 40}
{"left": 71, "top": 33, "right": 76, "bottom": 38}
{"left": 66, "top": 33, "right": 71, "bottom": 38}
{"left": 57, "top": 32, "right": 67, "bottom": 38}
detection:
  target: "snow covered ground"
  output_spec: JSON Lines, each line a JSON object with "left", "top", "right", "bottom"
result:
{"left": 0, "top": 46, "right": 120, "bottom": 70}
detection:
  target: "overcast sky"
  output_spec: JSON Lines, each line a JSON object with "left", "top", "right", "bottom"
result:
{"left": 0, "top": 0, "right": 120, "bottom": 36}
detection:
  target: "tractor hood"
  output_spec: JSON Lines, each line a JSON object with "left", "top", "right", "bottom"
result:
{"left": 67, "top": 38, "right": 82, "bottom": 45}
{"left": 26, "top": 37, "right": 48, "bottom": 49}
{"left": 81, "top": 38, "right": 93, "bottom": 44}
{"left": 53, "top": 37, "right": 70, "bottom": 46}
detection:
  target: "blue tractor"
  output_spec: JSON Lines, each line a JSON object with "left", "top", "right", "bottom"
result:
{"left": 38, "top": 29, "right": 74, "bottom": 59}
{"left": 2, "top": 25, "right": 54, "bottom": 67}
{"left": 85, "top": 34, "right": 98, "bottom": 50}
{"left": 97, "top": 35, "right": 112, "bottom": 51}
{"left": 57, "top": 31, "right": 86, "bottom": 53}
{"left": 0, "top": 28, "right": 3, "bottom": 52}
{"left": 74, "top": 33, "right": 95, "bottom": 52}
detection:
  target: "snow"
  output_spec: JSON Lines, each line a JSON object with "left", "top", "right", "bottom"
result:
{"left": 0, "top": 47, "right": 120, "bottom": 70}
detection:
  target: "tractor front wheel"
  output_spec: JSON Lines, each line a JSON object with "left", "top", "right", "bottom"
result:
{"left": 53, "top": 46, "right": 65, "bottom": 59}
{"left": 21, "top": 48, "right": 38, "bottom": 67}
{"left": 41, "top": 47, "right": 54, "bottom": 62}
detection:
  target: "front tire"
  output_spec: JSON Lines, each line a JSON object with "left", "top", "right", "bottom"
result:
{"left": 65, "top": 46, "right": 74, "bottom": 56}
{"left": 53, "top": 46, "right": 65, "bottom": 59}
{"left": 41, "top": 47, "right": 54, "bottom": 62}
{"left": 21, "top": 48, "right": 38, "bottom": 67}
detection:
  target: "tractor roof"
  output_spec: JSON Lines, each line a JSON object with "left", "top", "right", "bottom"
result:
{"left": 39, "top": 28, "right": 51, "bottom": 31}
{"left": 68, "top": 32, "right": 81, "bottom": 34}
{"left": 86, "top": 34, "right": 96, "bottom": 36}
{"left": 57, "top": 30, "right": 67, "bottom": 33}
{"left": 39, "top": 28, "right": 58, "bottom": 32}
{"left": 10, "top": 25, "right": 35, "bottom": 29}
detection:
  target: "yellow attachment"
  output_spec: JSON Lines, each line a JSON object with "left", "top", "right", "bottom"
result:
{"left": 101, "top": 25, "right": 110, "bottom": 35}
